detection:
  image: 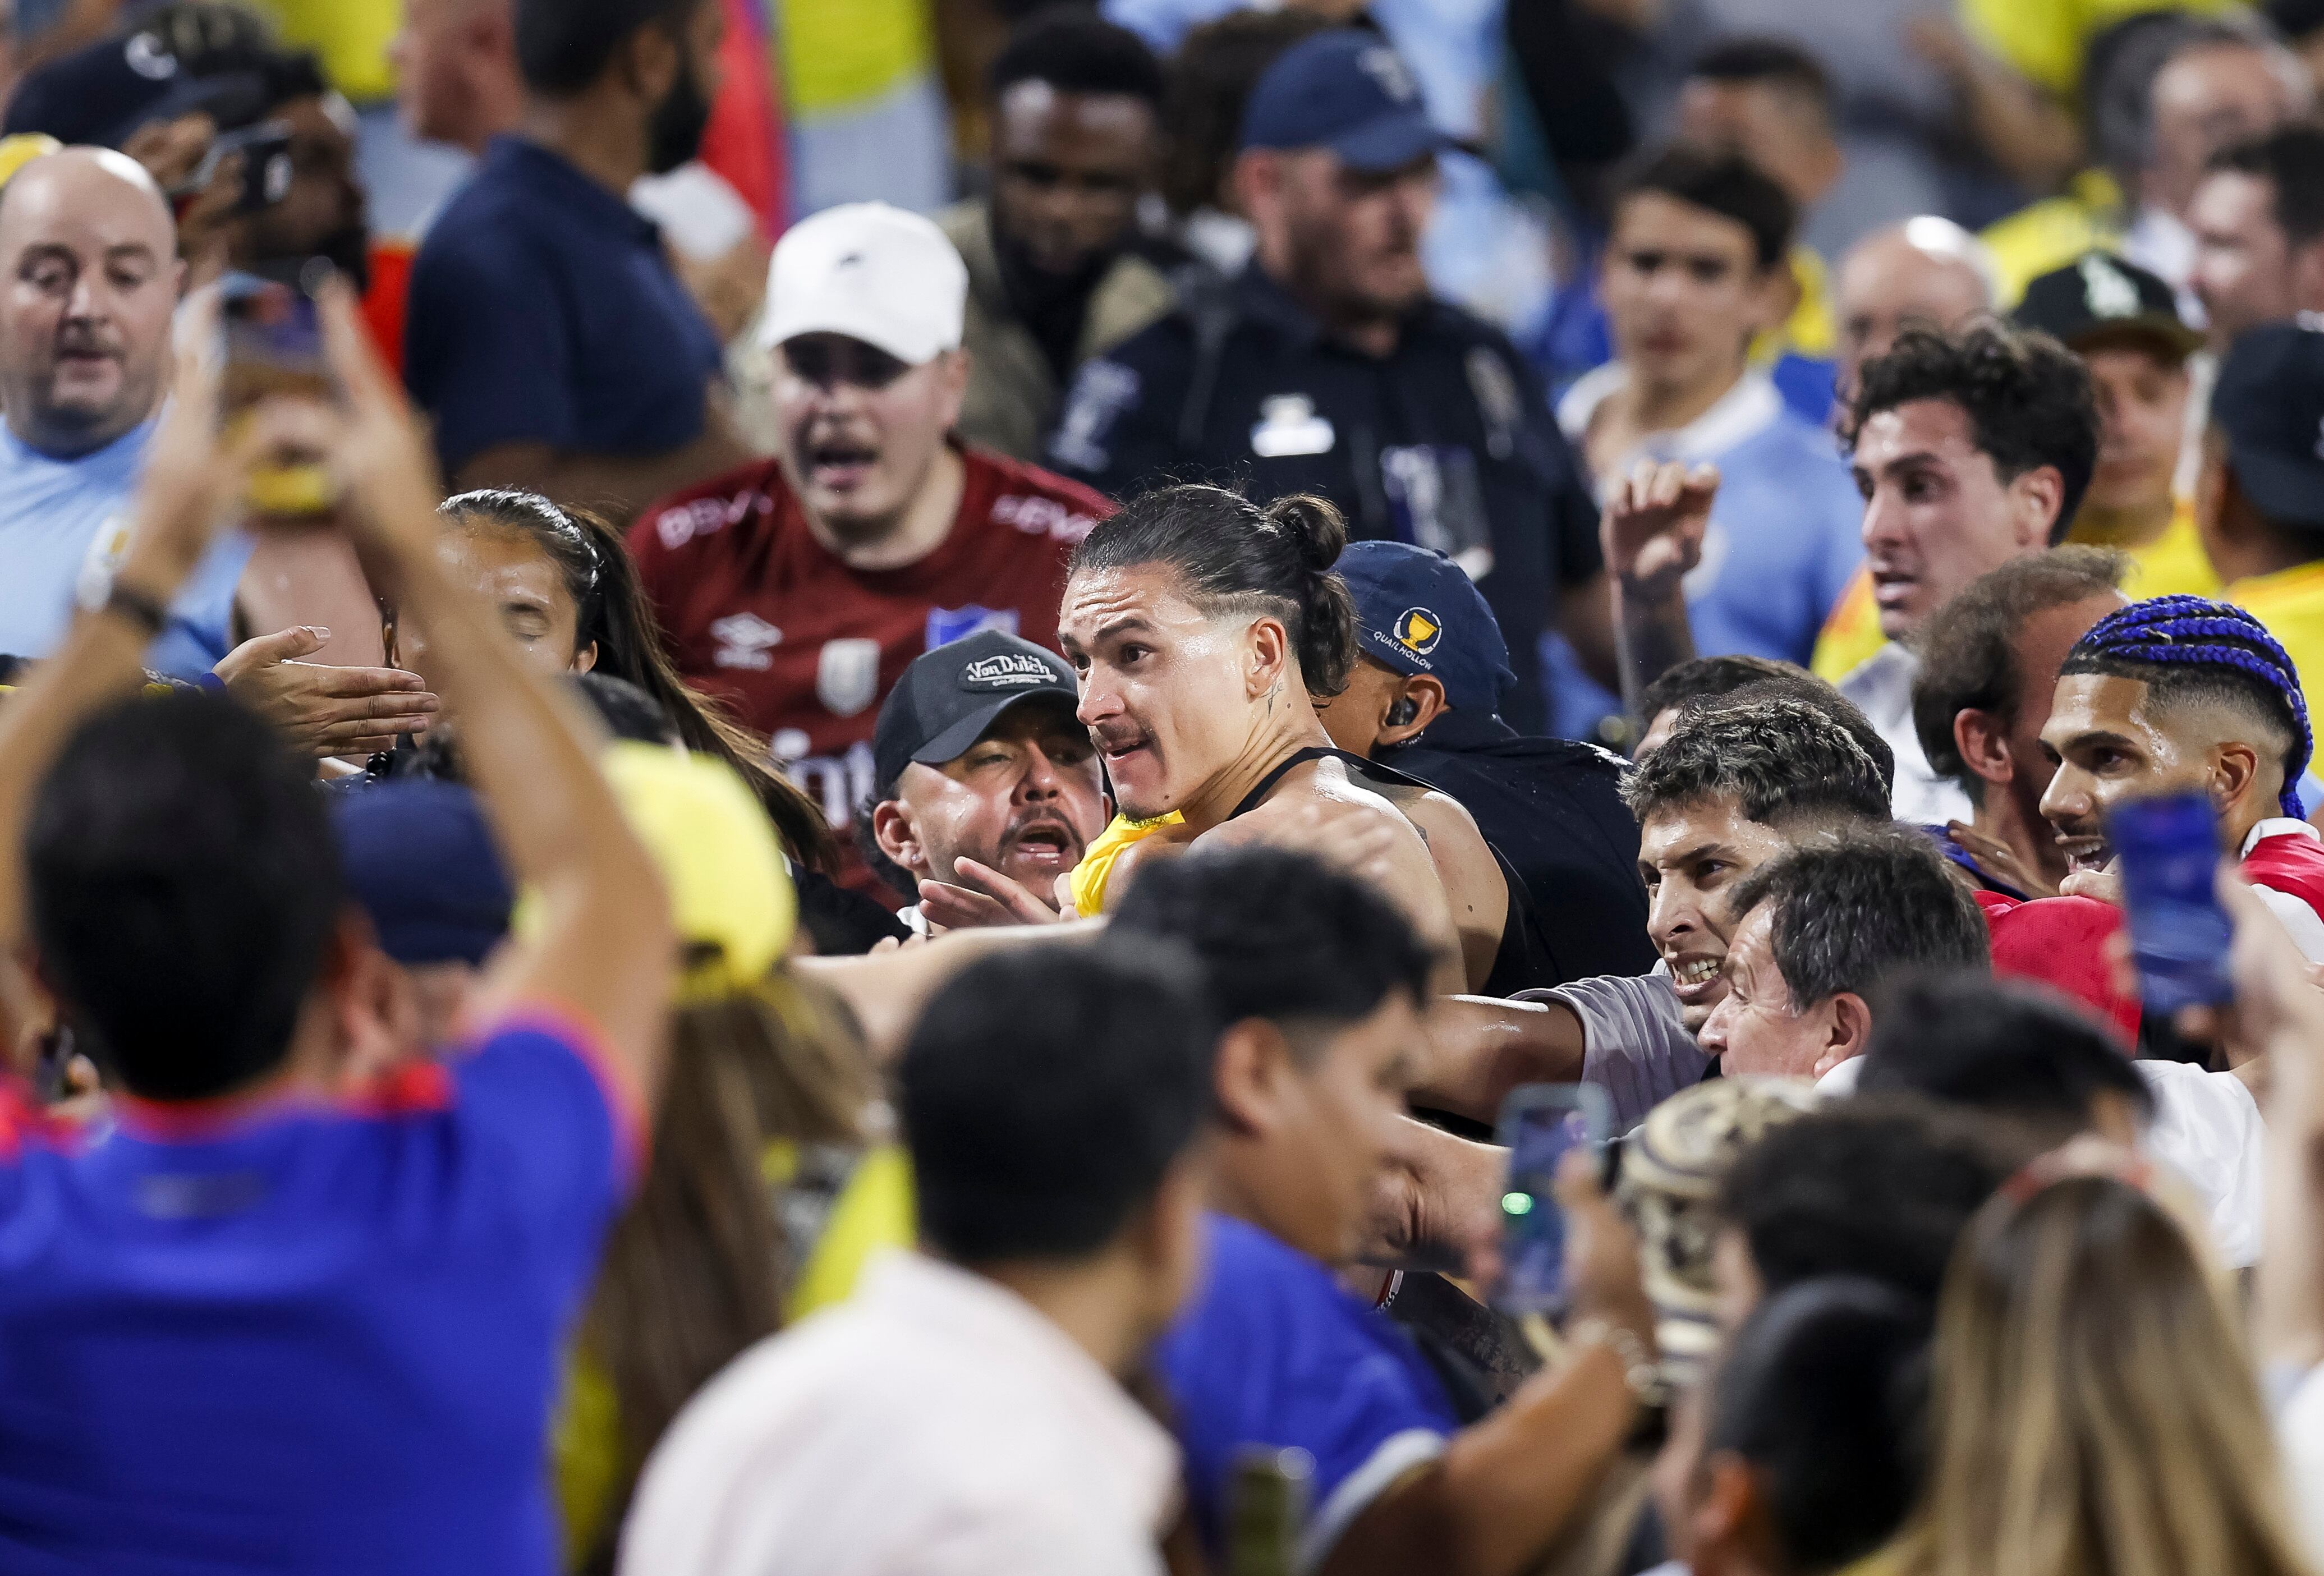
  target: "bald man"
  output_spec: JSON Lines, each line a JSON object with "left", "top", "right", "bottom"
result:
{"left": 0, "top": 150, "right": 436, "bottom": 757}
{"left": 1831, "top": 219, "right": 1997, "bottom": 403}
{"left": 391, "top": 0, "right": 523, "bottom": 155}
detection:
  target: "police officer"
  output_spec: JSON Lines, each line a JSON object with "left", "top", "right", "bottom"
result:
{"left": 1047, "top": 28, "right": 1610, "bottom": 735}
{"left": 1316, "top": 540, "right": 1656, "bottom": 985}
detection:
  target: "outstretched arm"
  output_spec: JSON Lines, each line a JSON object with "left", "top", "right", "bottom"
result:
{"left": 309, "top": 284, "right": 676, "bottom": 1113}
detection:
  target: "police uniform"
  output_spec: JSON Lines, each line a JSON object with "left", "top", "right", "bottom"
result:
{"left": 1049, "top": 263, "right": 1602, "bottom": 734}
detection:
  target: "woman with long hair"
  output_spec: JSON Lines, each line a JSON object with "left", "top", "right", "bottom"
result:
{"left": 391, "top": 488, "right": 835, "bottom": 871}
{"left": 1891, "top": 1161, "right": 2316, "bottom": 1576}
{"left": 554, "top": 747, "right": 903, "bottom": 1574}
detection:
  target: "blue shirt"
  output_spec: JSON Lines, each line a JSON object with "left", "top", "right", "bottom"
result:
{"left": 1156, "top": 1215, "right": 1459, "bottom": 1568}
{"left": 404, "top": 137, "right": 724, "bottom": 480}
{"left": 1547, "top": 368, "right": 1864, "bottom": 739}
{"left": 0, "top": 415, "right": 251, "bottom": 679}
{"left": 0, "top": 1012, "right": 636, "bottom": 1576}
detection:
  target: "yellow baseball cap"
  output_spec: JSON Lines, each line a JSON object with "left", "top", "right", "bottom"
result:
{"left": 513, "top": 744, "right": 796, "bottom": 1001}
{"left": 0, "top": 134, "right": 62, "bottom": 189}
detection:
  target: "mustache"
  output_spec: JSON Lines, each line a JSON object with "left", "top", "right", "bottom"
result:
{"left": 53, "top": 325, "right": 118, "bottom": 357}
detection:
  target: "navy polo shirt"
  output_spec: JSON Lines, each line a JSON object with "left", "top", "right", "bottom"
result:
{"left": 405, "top": 137, "right": 724, "bottom": 481}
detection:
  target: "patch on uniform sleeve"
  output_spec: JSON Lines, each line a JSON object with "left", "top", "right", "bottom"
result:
{"left": 1049, "top": 359, "right": 1140, "bottom": 473}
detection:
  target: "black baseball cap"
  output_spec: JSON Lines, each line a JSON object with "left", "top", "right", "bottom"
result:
{"left": 2212, "top": 318, "right": 2324, "bottom": 532}
{"left": 1239, "top": 30, "right": 1454, "bottom": 173}
{"left": 872, "top": 630, "right": 1081, "bottom": 796}
{"left": 2013, "top": 251, "right": 2201, "bottom": 359}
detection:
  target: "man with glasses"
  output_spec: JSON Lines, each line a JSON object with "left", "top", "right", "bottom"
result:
{"left": 632, "top": 202, "right": 1113, "bottom": 896}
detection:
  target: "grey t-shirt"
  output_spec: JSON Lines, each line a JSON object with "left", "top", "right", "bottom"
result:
{"left": 1518, "top": 964, "right": 1711, "bottom": 1132}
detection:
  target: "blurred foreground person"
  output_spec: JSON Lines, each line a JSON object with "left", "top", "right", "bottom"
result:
{"left": 620, "top": 941, "right": 1218, "bottom": 1576}
{"left": 1891, "top": 1166, "right": 2313, "bottom": 1576}
{"left": 558, "top": 747, "right": 889, "bottom": 1569}
{"left": 1113, "top": 849, "right": 1664, "bottom": 1576}
{"left": 1657, "top": 1278, "right": 1930, "bottom": 1576}
{"left": 0, "top": 286, "right": 674, "bottom": 1572}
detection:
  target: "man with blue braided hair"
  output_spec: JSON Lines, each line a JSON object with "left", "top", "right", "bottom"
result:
{"left": 2040, "top": 594, "right": 2324, "bottom": 959}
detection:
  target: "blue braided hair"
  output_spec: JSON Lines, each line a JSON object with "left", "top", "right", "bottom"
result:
{"left": 2060, "top": 596, "right": 2312, "bottom": 818}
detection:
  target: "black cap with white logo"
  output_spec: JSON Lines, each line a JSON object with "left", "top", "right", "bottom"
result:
{"left": 2013, "top": 251, "right": 2201, "bottom": 358}
{"left": 872, "top": 629, "right": 1081, "bottom": 796}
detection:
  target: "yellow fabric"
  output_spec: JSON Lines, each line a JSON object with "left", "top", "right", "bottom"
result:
{"left": 2228, "top": 558, "right": 2324, "bottom": 715}
{"left": 1066, "top": 812, "right": 1184, "bottom": 917}
{"left": 2068, "top": 498, "right": 2221, "bottom": 599}
{"left": 778, "top": 0, "right": 935, "bottom": 116}
{"left": 1781, "top": 245, "right": 1834, "bottom": 357}
{"left": 551, "top": 1143, "right": 915, "bottom": 1567}
{"left": 247, "top": 0, "right": 401, "bottom": 104}
{"left": 0, "top": 134, "right": 60, "bottom": 189}
{"left": 1960, "top": 0, "right": 2232, "bottom": 98}
{"left": 1811, "top": 565, "right": 1888, "bottom": 683}
{"left": 552, "top": 1351, "right": 622, "bottom": 1570}
{"left": 546, "top": 745, "right": 797, "bottom": 999}
{"left": 782, "top": 1142, "right": 916, "bottom": 1321}
{"left": 1979, "top": 170, "right": 2125, "bottom": 307}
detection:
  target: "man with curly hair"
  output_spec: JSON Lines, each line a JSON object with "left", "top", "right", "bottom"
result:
{"left": 1834, "top": 323, "right": 2100, "bottom": 823}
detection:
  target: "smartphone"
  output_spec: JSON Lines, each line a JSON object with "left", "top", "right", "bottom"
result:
{"left": 1492, "top": 1083, "right": 1611, "bottom": 1315}
{"left": 2109, "top": 788, "right": 2234, "bottom": 1013}
{"left": 218, "top": 266, "right": 336, "bottom": 517}
{"left": 183, "top": 121, "right": 295, "bottom": 214}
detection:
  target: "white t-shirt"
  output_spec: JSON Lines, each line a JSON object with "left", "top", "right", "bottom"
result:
{"left": 1836, "top": 643, "right": 1975, "bottom": 828}
{"left": 619, "top": 1251, "right": 1178, "bottom": 1576}
{"left": 1817, "top": 1056, "right": 2265, "bottom": 1267}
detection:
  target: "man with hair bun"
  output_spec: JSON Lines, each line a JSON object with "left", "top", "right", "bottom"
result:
{"left": 2041, "top": 594, "right": 2324, "bottom": 957}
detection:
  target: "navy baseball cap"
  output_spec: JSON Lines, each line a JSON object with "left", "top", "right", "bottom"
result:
{"left": 1336, "top": 540, "right": 1516, "bottom": 715}
{"left": 332, "top": 781, "right": 514, "bottom": 967}
{"left": 2, "top": 24, "right": 280, "bottom": 148}
{"left": 2212, "top": 318, "right": 2324, "bottom": 532}
{"left": 1239, "top": 30, "right": 1453, "bottom": 173}
{"left": 872, "top": 629, "right": 1081, "bottom": 796}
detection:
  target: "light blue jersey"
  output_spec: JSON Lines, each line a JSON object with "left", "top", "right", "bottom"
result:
{"left": 1546, "top": 369, "right": 1864, "bottom": 741}
{"left": 0, "top": 415, "right": 251, "bottom": 680}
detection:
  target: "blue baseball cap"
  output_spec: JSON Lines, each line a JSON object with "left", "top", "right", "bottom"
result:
{"left": 1238, "top": 31, "right": 1452, "bottom": 173}
{"left": 1336, "top": 540, "right": 1516, "bottom": 715}
{"left": 332, "top": 781, "right": 514, "bottom": 968}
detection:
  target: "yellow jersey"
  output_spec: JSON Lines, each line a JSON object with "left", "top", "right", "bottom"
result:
{"left": 1979, "top": 171, "right": 2124, "bottom": 307}
{"left": 1962, "top": 0, "right": 2234, "bottom": 97}
{"left": 246, "top": 0, "right": 399, "bottom": 104}
{"left": 2068, "top": 499, "right": 2221, "bottom": 600}
{"left": 2228, "top": 558, "right": 2324, "bottom": 718}
{"left": 1811, "top": 566, "right": 1886, "bottom": 684}
{"left": 1065, "top": 812, "right": 1185, "bottom": 917}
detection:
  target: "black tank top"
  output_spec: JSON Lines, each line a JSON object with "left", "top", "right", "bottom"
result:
{"left": 1225, "top": 746, "right": 1556, "bottom": 998}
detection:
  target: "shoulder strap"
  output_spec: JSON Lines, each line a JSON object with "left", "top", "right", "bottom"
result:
{"left": 1228, "top": 746, "right": 1437, "bottom": 820}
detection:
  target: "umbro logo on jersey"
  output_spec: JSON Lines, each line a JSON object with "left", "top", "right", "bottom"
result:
{"left": 710, "top": 612, "right": 783, "bottom": 670}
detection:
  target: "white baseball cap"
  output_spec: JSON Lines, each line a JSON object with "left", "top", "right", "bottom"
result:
{"left": 759, "top": 201, "right": 968, "bottom": 366}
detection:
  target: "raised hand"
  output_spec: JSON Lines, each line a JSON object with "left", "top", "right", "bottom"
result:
{"left": 1601, "top": 458, "right": 1716, "bottom": 601}
{"left": 916, "top": 856, "right": 1065, "bottom": 930}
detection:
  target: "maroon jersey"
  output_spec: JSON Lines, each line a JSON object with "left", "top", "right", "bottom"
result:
{"left": 632, "top": 445, "right": 1110, "bottom": 894}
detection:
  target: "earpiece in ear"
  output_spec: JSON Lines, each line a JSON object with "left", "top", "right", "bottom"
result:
{"left": 1386, "top": 696, "right": 1420, "bottom": 728}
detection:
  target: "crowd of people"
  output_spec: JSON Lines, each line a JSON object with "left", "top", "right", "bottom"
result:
{"left": 3, "top": 0, "right": 2324, "bottom": 1573}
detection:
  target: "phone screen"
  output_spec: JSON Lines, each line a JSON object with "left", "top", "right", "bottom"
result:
{"left": 2109, "top": 789, "right": 2233, "bottom": 1013}
{"left": 1492, "top": 1084, "right": 1610, "bottom": 1315}
{"left": 219, "top": 269, "right": 335, "bottom": 517}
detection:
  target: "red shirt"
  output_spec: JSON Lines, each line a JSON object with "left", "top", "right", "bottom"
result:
{"left": 632, "top": 445, "right": 1111, "bottom": 893}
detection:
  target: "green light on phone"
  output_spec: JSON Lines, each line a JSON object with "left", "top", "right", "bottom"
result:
{"left": 1501, "top": 1192, "right": 1533, "bottom": 1216}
